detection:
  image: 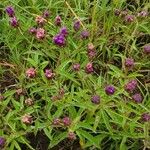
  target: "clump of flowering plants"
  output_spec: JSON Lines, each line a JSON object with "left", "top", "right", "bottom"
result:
{"left": 0, "top": 0, "right": 150, "bottom": 149}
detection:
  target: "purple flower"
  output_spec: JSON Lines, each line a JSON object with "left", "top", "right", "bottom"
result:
{"left": 141, "top": 113, "right": 150, "bottom": 122}
{"left": 55, "top": 15, "right": 61, "bottom": 26}
{"left": 62, "top": 117, "right": 71, "bottom": 126}
{"left": 143, "top": 45, "right": 150, "bottom": 54}
{"left": 44, "top": 69, "right": 55, "bottom": 79}
{"left": 73, "top": 20, "right": 80, "bottom": 31}
{"left": 43, "top": 10, "right": 50, "bottom": 18}
{"left": 29, "top": 27, "right": 37, "bottom": 34}
{"left": 68, "top": 132, "right": 76, "bottom": 140}
{"left": 0, "top": 137, "right": 5, "bottom": 147}
{"left": 132, "top": 93, "right": 143, "bottom": 103}
{"left": 53, "top": 118, "right": 61, "bottom": 125}
{"left": 10, "top": 16, "right": 19, "bottom": 28}
{"left": 72, "top": 63, "right": 80, "bottom": 71}
{"left": 125, "top": 80, "right": 137, "bottom": 92}
{"left": 125, "top": 15, "right": 135, "bottom": 23}
{"left": 60, "top": 27, "right": 68, "bottom": 37}
{"left": 26, "top": 68, "right": 36, "bottom": 78}
{"left": 91, "top": 95, "right": 100, "bottom": 104}
{"left": 125, "top": 58, "right": 134, "bottom": 68}
{"left": 105, "top": 85, "right": 115, "bottom": 95}
{"left": 36, "top": 28, "right": 45, "bottom": 40}
{"left": 53, "top": 34, "right": 66, "bottom": 47}
{"left": 5, "top": 6, "right": 15, "bottom": 17}
{"left": 138, "top": 11, "right": 148, "bottom": 17}
{"left": 81, "top": 30, "right": 89, "bottom": 39}
{"left": 85, "top": 62, "right": 94, "bottom": 74}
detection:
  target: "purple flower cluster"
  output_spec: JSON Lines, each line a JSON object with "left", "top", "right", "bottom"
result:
{"left": 125, "top": 58, "right": 134, "bottom": 69}
{"left": 125, "top": 80, "right": 137, "bottom": 93}
{"left": 132, "top": 93, "right": 143, "bottom": 103}
{"left": 73, "top": 20, "right": 80, "bottom": 31}
{"left": 53, "top": 27, "right": 68, "bottom": 47}
{"left": 143, "top": 45, "right": 150, "bottom": 54}
{"left": 0, "top": 137, "right": 5, "bottom": 148}
{"left": 105, "top": 85, "right": 115, "bottom": 95}
{"left": 91, "top": 95, "right": 100, "bottom": 104}
{"left": 85, "top": 62, "right": 94, "bottom": 74}
{"left": 141, "top": 113, "right": 150, "bottom": 122}
{"left": 44, "top": 69, "right": 55, "bottom": 79}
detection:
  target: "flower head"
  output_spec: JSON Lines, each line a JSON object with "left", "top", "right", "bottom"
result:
{"left": 72, "top": 63, "right": 80, "bottom": 71}
{"left": 36, "top": 28, "right": 45, "bottom": 40}
{"left": 53, "top": 34, "right": 66, "bottom": 47}
{"left": 141, "top": 113, "right": 150, "bottom": 122}
{"left": 43, "top": 10, "right": 50, "bottom": 18}
{"left": 81, "top": 30, "right": 89, "bottom": 39}
{"left": 132, "top": 93, "right": 143, "bottom": 103}
{"left": 52, "top": 118, "right": 61, "bottom": 125}
{"left": 60, "top": 27, "right": 68, "bottom": 37}
{"left": 105, "top": 85, "right": 115, "bottom": 95}
{"left": 5, "top": 6, "right": 15, "bottom": 17}
{"left": 0, "top": 137, "right": 5, "bottom": 148}
{"left": 143, "top": 45, "right": 150, "bottom": 54}
{"left": 21, "top": 114, "right": 33, "bottom": 124}
{"left": 125, "top": 15, "right": 135, "bottom": 23}
{"left": 73, "top": 20, "right": 80, "bottom": 31}
{"left": 44, "top": 69, "right": 55, "bottom": 79}
{"left": 91, "top": 95, "right": 100, "bottom": 104}
{"left": 10, "top": 16, "right": 19, "bottom": 27}
{"left": 125, "top": 58, "right": 134, "bottom": 69}
{"left": 85, "top": 62, "right": 94, "bottom": 74}
{"left": 35, "top": 16, "right": 45, "bottom": 26}
{"left": 26, "top": 68, "right": 36, "bottom": 78}
{"left": 138, "top": 11, "right": 148, "bottom": 17}
{"left": 125, "top": 80, "right": 137, "bottom": 92}
{"left": 55, "top": 15, "right": 61, "bottom": 26}
{"left": 68, "top": 132, "right": 76, "bottom": 140}
{"left": 29, "top": 27, "right": 37, "bottom": 34}
{"left": 62, "top": 117, "right": 71, "bottom": 126}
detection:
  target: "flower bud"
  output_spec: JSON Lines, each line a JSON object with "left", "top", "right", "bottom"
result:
{"left": 26, "top": 68, "right": 36, "bottom": 78}
{"left": 45, "top": 69, "right": 55, "bottom": 79}
{"left": 141, "top": 113, "right": 150, "bottom": 122}
{"left": 35, "top": 16, "right": 45, "bottom": 26}
{"left": 60, "top": 27, "right": 68, "bottom": 37}
{"left": 21, "top": 114, "right": 33, "bottom": 124}
{"left": 85, "top": 62, "right": 94, "bottom": 74}
{"left": 105, "top": 85, "right": 115, "bottom": 95}
{"left": 125, "top": 58, "right": 134, "bottom": 69}
{"left": 143, "top": 45, "right": 150, "bottom": 54}
{"left": 125, "top": 15, "right": 135, "bottom": 23}
{"left": 52, "top": 118, "right": 61, "bottom": 125}
{"left": 55, "top": 15, "right": 61, "bottom": 26}
{"left": 29, "top": 27, "right": 37, "bottom": 34}
{"left": 81, "top": 30, "right": 89, "bottom": 39}
{"left": 73, "top": 20, "right": 80, "bottom": 31}
{"left": 125, "top": 80, "right": 137, "bottom": 93}
{"left": 62, "top": 117, "right": 71, "bottom": 126}
{"left": 5, "top": 6, "right": 15, "bottom": 17}
{"left": 10, "top": 16, "right": 19, "bottom": 28}
{"left": 132, "top": 93, "right": 143, "bottom": 103}
{"left": 72, "top": 63, "right": 80, "bottom": 71}
{"left": 68, "top": 132, "right": 76, "bottom": 140}
{"left": 91, "top": 95, "right": 100, "bottom": 104}
{"left": 43, "top": 10, "right": 50, "bottom": 19}
{"left": 53, "top": 34, "right": 66, "bottom": 47}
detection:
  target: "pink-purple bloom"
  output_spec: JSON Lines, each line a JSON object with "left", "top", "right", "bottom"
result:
{"left": 125, "top": 15, "right": 135, "bottom": 23}
{"left": 53, "top": 34, "right": 66, "bottom": 47}
{"left": 44, "top": 69, "right": 55, "bottom": 79}
{"left": 43, "top": 10, "right": 50, "bottom": 18}
{"left": 36, "top": 28, "right": 45, "bottom": 40}
{"left": 5, "top": 6, "right": 15, "bottom": 17}
{"left": 85, "top": 62, "right": 94, "bottom": 74}
{"left": 141, "top": 113, "right": 150, "bottom": 122}
{"left": 73, "top": 20, "right": 80, "bottom": 31}
{"left": 62, "top": 117, "right": 71, "bottom": 126}
{"left": 0, "top": 137, "right": 5, "bottom": 148}
{"left": 26, "top": 68, "right": 36, "bottom": 78}
{"left": 72, "top": 63, "right": 80, "bottom": 71}
{"left": 53, "top": 118, "right": 61, "bottom": 125}
{"left": 143, "top": 45, "right": 150, "bottom": 54}
{"left": 91, "top": 95, "right": 100, "bottom": 104}
{"left": 29, "top": 27, "right": 37, "bottom": 34}
{"left": 138, "top": 11, "right": 148, "bottom": 17}
{"left": 105, "top": 85, "right": 115, "bottom": 95}
{"left": 68, "top": 132, "right": 76, "bottom": 140}
{"left": 125, "top": 58, "right": 134, "bottom": 68}
{"left": 125, "top": 80, "right": 137, "bottom": 92}
{"left": 10, "top": 16, "right": 19, "bottom": 27}
{"left": 81, "top": 30, "right": 89, "bottom": 39}
{"left": 55, "top": 15, "right": 61, "bottom": 26}
{"left": 132, "top": 93, "right": 143, "bottom": 103}
{"left": 60, "top": 27, "right": 68, "bottom": 37}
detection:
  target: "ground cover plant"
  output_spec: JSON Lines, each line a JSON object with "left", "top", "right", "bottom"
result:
{"left": 0, "top": 0, "right": 150, "bottom": 149}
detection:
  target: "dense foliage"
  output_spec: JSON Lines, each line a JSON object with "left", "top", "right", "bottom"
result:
{"left": 0, "top": 0, "right": 150, "bottom": 149}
